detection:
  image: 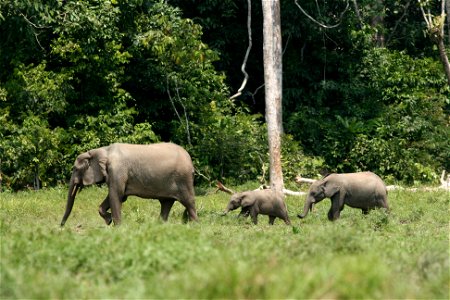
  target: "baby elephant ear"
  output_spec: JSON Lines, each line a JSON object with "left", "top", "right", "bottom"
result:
{"left": 323, "top": 181, "right": 340, "bottom": 197}
{"left": 240, "top": 192, "right": 255, "bottom": 207}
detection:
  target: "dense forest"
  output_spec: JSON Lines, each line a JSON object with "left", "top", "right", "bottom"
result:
{"left": 1, "top": 0, "right": 449, "bottom": 191}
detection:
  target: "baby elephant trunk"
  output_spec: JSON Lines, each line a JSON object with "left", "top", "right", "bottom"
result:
{"left": 221, "top": 204, "right": 234, "bottom": 216}
{"left": 297, "top": 196, "right": 314, "bottom": 219}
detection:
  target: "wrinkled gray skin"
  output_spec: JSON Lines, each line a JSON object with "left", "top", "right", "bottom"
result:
{"left": 61, "top": 143, "right": 198, "bottom": 226}
{"left": 298, "top": 172, "right": 389, "bottom": 221}
{"left": 223, "top": 189, "right": 291, "bottom": 225}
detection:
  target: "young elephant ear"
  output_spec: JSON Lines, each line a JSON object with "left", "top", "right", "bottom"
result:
{"left": 82, "top": 148, "right": 108, "bottom": 186}
{"left": 323, "top": 180, "right": 340, "bottom": 198}
{"left": 240, "top": 192, "right": 256, "bottom": 207}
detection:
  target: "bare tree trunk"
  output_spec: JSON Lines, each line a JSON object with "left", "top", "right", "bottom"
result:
{"left": 446, "top": 0, "right": 450, "bottom": 43}
{"left": 262, "top": 0, "right": 284, "bottom": 194}
{"left": 371, "top": 0, "right": 385, "bottom": 47}
{"left": 0, "top": 159, "right": 2, "bottom": 192}
{"left": 438, "top": 39, "right": 450, "bottom": 85}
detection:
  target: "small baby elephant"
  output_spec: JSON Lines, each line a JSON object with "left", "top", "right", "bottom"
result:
{"left": 298, "top": 171, "right": 389, "bottom": 221}
{"left": 222, "top": 189, "right": 291, "bottom": 225}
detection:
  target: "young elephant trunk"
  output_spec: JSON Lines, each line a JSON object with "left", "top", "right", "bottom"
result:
{"left": 297, "top": 197, "right": 313, "bottom": 219}
{"left": 60, "top": 180, "right": 79, "bottom": 226}
{"left": 221, "top": 205, "right": 232, "bottom": 216}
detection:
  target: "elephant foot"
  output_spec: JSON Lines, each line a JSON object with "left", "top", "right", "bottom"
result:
{"left": 99, "top": 211, "right": 112, "bottom": 225}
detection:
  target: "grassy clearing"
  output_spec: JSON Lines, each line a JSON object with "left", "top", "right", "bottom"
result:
{"left": 1, "top": 184, "right": 449, "bottom": 299}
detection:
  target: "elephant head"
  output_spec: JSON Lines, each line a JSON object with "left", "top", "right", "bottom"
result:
{"left": 297, "top": 175, "right": 340, "bottom": 219}
{"left": 222, "top": 192, "right": 254, "bottom": 215}
{"left": 60, "top": 148, "right": 108, "bottom": 226}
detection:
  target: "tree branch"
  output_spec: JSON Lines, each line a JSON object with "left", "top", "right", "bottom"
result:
{"left": 386, "top": 1, "right": 411, "bottom": 45}
{"left": 166, "top": 76, "right": 191, "bottom": 145}
{"left": 216, "top": 181, "right": 235, "bottom": 194}
{"left": 295, "top": 175, "right": 317, "bottom": 184}
{"left": 216, "top": 181, "right": 306, "bottom": 197}
{"left": 294, "top": 0, "right": 350, "bottom": 29}
{"left": 230, "top": 0, "right": 252, "bottom": 100}
{"left": 419, "top": 1, "right": 431, "bottom": 27}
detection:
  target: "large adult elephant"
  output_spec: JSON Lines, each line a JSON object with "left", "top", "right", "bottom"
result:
{"left": 298, "top": 172, "right": 388, "bottom": 221}
{"left": 60, "top": 143, "right": 198, "bottom": 226}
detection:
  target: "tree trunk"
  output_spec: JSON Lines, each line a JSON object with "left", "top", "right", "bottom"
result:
{"left": 438, "top": 39, "right": 450, "bottom": 86}
{"left": 370, "top": 0, "right": 385, "bottom": 47}
{"left": 262, "top": 0, "right": 284, "bottom": 194}
{"left": 446, "top": 0, "right": 450, "bottom": 43}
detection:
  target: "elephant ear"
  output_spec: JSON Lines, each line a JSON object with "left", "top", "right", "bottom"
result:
{"left": 82, "top": 148, "right": 108, "bottom": 186}
{"left": 74, "top": 152, "right": 91, "bottom": 171}
{"left": 240, "top": 192, "right": 256, "bottom": 207}
{"left": 323, "top": 180, "right": 340, "bottom": 198}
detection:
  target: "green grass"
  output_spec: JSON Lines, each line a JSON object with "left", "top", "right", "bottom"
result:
{"left": 1, "top": 185, "right": 449, "bottom": 299}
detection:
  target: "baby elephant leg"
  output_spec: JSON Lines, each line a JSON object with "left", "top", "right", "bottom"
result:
{"left": 250, "top": 208, "right": 258, "bottom": 225}
{"left": 282, "top": 215, "right": 291, "bottom": 225}
{"left": 269, "top": 216, "right": 276, "bottom": 225}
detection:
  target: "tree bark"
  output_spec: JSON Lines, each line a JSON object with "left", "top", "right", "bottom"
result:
{"left": 370, "top": 0, "right": 385, "bottom": 47}
{"left": 262, "top": 0, "right": 284, "bottom": 194}
{"left": 446, "top": 0, "right": 450, "bottom": 43}
{"left": 438, "top": 39, "right": 450, "bottom": 86}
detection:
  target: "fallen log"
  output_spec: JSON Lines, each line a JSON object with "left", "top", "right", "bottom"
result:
{"left": 216, "top": 181, "right": 306, "bottom": 196}
{"left": 295, "top": 175, "right": 317, "bottom": 184}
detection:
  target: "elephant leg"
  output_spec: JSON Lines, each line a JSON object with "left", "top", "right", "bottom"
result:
{"left": 250, "top": 209, "right": 258, "bottom": 225}
{"left": 281, "top": 204, "right": 291, "bottom": 225}
{"left": 327, "top": 205, "right": 341, "bottom": 221}
{"left": 183, "top": 206, "right": 198, "bottom": 223}
{"left": 381, "top": 196, "right": 390, "bottom": 211}
{"left": 328, "top": 194, "right": 344, "bottom": 221}
{"left": 362, "top": 208, "right": 369, "bottom": 215}
{"left": 178, "top": 191, "right": 198, "bottom": 222}
{"left": 108, "top": 190, "right": 123, "bottom": 226}
{"left": 238, "top": 207, "right": 250, "bottom": 218}
{"left": 327, "top": 208, "right": 333, "bottom": 221}
{"left": 98, "top": 196, "right": 112, "bottom": 225}
{"left": 283, "top": 214, "right": 291, "bottom": 225}
{"left": 269, "top": 216, "right": 276, "bottom": 225}
{"left": 159, "top": 199, "right": 175, "bottom": 221}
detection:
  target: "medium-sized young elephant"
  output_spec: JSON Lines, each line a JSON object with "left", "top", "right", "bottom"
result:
{"left": 222, "top": 189, "right": 291, "bottom": 225}
{"left": 298, "top": 172, "right": 389, "bottom": 221}
{"left": 60, "top": 142, "right": 198, "bottom": 226}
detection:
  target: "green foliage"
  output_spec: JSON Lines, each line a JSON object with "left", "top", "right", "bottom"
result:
{"left": 5, "top": 62, "right": 72, "bottom": 118}
{"left": 281, "top": 134, "right": 325, "bottom": 184}
{"left": 1, "top": 0, "right": 449, "bottom": 190}
{"left": 190, "top": 104, "right": 267, "bottom": 184}
{"left": 0, "top": 113, "right": 66, "bottom": 190}
{"left": 0, "top": 0, "right": 249, "bottom": 190}
{"left": 1, "top": 187, "right": 448, "bottom": 298}
{"left": 347, "top": 49, "right": 450, "bottom": 183}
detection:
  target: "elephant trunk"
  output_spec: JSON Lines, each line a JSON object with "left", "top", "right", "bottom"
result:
{"left": 221, "top": 206, "right": 231, "bottom": 216}
{"left": 297, "top": 196, "right": 314, "bottom": 219}
{"left": 60, "top": 179, "right": 79, "bottom": 226}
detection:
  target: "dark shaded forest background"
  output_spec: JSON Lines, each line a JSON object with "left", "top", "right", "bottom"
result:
{"left": 1, "top": 0, "right": 449, "bottom": 191}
